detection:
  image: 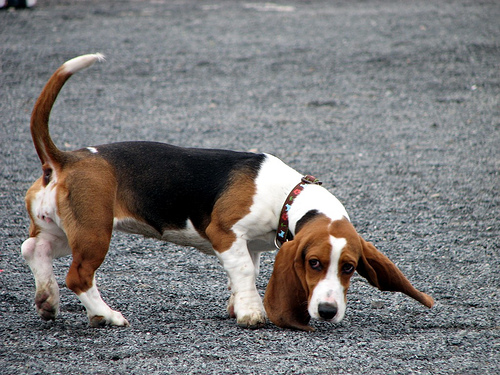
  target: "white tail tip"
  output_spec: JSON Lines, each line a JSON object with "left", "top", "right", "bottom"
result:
{"left": 62, "top": 53, "right": 105, "bottom": 74}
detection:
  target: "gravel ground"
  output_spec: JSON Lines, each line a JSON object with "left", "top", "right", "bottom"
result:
{"left": 1, "top": 0, "right": 499, "bottom": 374}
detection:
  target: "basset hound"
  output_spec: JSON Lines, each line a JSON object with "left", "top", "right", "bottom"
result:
{"left": 22, "top": 54, "right": 433, "bottom": 330}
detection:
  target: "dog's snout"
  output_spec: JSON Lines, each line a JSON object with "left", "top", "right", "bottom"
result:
{"left": 318, "top": 302, "right": 338, "bottom": 320}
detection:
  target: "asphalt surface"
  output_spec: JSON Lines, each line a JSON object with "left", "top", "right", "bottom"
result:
{"left": 1, "top": 0, "right": 499, "bottom": 374}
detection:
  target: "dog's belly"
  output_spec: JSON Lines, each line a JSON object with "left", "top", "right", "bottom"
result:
{"left": 113, "top": 217, "right": 214, "bottom": 254}
{"left": 161, "top": 227, "right": 214, "bottom": 254}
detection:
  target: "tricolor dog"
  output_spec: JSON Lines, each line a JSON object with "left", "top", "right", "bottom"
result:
{"left": 22, "top": 54, "right": 433, "bottom": 331}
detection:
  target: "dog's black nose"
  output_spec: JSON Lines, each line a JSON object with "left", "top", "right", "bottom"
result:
{"left": 318, "top": 302, "right": 338, "bottom": 320}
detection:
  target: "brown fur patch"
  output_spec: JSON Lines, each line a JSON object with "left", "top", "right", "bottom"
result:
{"left": 205, "top": 168, "right": 257, "bottom": 252}
{"left": 25, "top": 178, "right": 43, "bottom": 238}
{"left": 54, "top": 157, "right": 117, "bottom": 294}
{"left": 297, "top": 216, "right": 336, "bottom": 298}
{"left": 329, "top": 219, "right": 362, "bottom": 299}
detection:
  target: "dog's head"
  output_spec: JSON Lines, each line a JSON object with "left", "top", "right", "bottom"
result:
{"left": 264, "top": 215, "right": 434, "bottom": 331}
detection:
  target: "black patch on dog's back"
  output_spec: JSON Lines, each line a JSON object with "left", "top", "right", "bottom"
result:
{"left": 95, "top": 142, "right": 266, "bottom": 235}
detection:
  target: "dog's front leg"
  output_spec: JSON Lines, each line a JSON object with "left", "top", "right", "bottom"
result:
{"left": 216, "top": 239, "right": 266, "bottom": 328}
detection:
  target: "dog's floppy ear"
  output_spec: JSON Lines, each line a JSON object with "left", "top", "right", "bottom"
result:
{"left": 264, "top": 240, "right": 314, "bottom": 331}
{"left": 356, "top": 236, "right": 434, "bottom": 308}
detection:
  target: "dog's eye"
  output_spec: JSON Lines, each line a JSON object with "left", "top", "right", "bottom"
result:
{"left": 342, "top": 263, "right": 355, "bottom": 275}
{"left": 309, "top": 259, "right": 323, "bottom": 271}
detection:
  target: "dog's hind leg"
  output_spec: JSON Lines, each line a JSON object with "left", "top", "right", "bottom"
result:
{"left": 64, "top": 227, "right": 130, "bottom": 327}
{"left": 22, "top": 178, "right": 72, "bottom": 322}
{"left": 21, "top": 231, "right": 71, "bottom": 321}
{"left": 61, "top": 166, "right": 129, "bottom": 327}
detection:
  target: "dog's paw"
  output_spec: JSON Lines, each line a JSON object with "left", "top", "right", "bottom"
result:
{"left": 234, "top": 301, "right": 267, "bottom": 329}
{"left": 35, "top": 291, "right": 59, "bottom": 321}
{"left": 236, "top": 309, "right": 266, "bottom": 329}
{"left": 231, "top": 291, "right": 266, "bottom": 328}
{"left": 229, "top": 297, "right": 265, "bottom": 327}
{"left": 89, "top": 311, "right": 130, "bottom": 328}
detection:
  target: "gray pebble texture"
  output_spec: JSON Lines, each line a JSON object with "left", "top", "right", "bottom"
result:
{"left": 1, "top": 0, "right": 499, "bottom": 374}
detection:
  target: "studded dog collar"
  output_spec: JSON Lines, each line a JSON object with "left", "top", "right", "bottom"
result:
{"left": 274, "top": 175, "right": 322, "bottom": 248}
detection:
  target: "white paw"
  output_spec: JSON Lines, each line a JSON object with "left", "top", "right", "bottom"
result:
{"left": 89, "top": 310, "right": 130, "bottom": 328}
{"left": 233, "top": 296, "right": 267, "bottom": 329}
{"left": 236, "top": 307, "right": 267, "bottom": 329}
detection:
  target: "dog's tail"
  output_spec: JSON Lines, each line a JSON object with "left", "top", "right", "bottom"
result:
{"left": 30, "top": 53, "right": 104, "bottom": 171}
